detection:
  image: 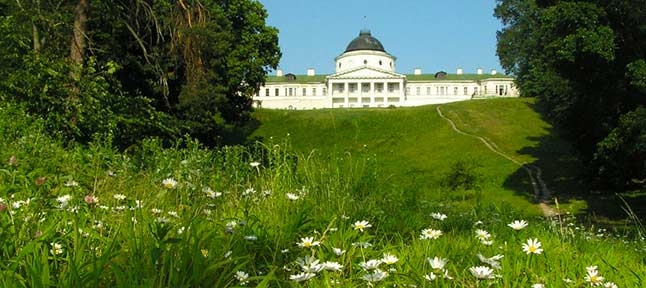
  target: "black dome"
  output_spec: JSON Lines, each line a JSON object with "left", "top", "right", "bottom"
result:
{"left": 345, "top": 30, "right": 386, "bottom": 52}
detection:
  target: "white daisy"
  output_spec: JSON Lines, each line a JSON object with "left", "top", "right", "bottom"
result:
{"left": 321, "top": 261, "right": 343, "bottom": 271}
{"left": 477, "top": 253, "right": 504, "bottom": 269}
{"left": 359, "top": 259, "right": 382, "bottom": 270}
{"left": 427, "top": 256, "right": 448, "bottom": 271}
{"left": 381, "top": 253, "right": 398, "bottom": 265}
{"left": 522, "top": 238, "right": 544, "bottom": 254}
{"left": 297, "top": 236, "right": 321, "bottom": 248}
{"left": 162, "top": 178, "right": 177, "bottom": 189}
{"left": 361, "top": 269, "right": 388, "bottom": 282}
{"left": 290, "top": 272, "right": 316, "bottom": 282}
{"left": 420, "top": 228, "right": 443, "bottom": 240}
{"left": 431, "top": 212, "right": 447, "bottom": 221}
{"left": 475, "top": 229, "right": 491, "bottom": 241}
{"left": 234, "top": 270, "right": 249, "bottom": 284}
{"left": 352, "top": 220, "right": 372, "bottom": 232}
{"left": 507, "top": 220, "right": 528, "bottom": 230}
{"left": 469, "top": 266, "right": 495, "bottom": 279}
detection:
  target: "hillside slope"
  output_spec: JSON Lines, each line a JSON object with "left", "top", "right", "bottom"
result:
{"left": 250, "top": 98, "right": 583, "bottom": 216}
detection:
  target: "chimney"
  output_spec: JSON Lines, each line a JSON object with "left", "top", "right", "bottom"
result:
{"left": 456, "top": 68, "right": 463, "bottom": 75}
{"left": 276, "top": 68, "right": 283, "bottom": 77}
{"left": 490, "top": 69, "right": 497, "bottom": 75}
{"left": 414, "top": 68, "right": 422, "bottom": 75}
{"left": 307, "top": 68, "right": 315, "bottom": 76}
{"left": 476, "top": 68, "right": 483, "bottom": 75}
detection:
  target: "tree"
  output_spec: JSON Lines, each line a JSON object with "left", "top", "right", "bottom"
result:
{"left": 0, "top": 0, "right": 281, "bottom": 147}
{"left": 594, "top": 107, "right": 646, "bottom": 189}
{"left": 495, "top": 0, "right": 646, "bottom": 190}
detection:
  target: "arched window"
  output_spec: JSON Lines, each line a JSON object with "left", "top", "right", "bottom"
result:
{"left": 363, "top": 60, "right": 367, "bottom": 65}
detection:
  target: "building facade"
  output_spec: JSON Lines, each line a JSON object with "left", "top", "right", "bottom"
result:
{"left": 253, "top": 30, "right": 518, "bottom": 110}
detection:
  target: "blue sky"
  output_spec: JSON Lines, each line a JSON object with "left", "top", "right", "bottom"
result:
{"left": 260, "top": 0, "right": 505, "bottom": 75}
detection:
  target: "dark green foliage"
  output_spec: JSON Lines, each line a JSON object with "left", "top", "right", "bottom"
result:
{"left": 0, "top": 0, "right": 280, "bottom": 148}
{"left": 495, "top": 0, "right": 646, "bottom": 191}
{"left": 594, "top": 107, "right": 646, "bottom": 189}
{"left": 441, "top": 159, "right": 483, "bottom": 191}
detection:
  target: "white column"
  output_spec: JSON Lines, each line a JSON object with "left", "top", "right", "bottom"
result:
{"left": 370, "top": 81, "right": 375, "bottom": 106}
{"left": 383, "top": 82, "right": 388, "bottom": 106}
{"left": 358, "top": 81, "right": 363, "bottom": 106}
{"left": 344, "top": 82, "right": 349, "bottom": 107}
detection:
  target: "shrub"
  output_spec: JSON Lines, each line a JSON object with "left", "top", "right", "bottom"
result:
{"left": 441, "top": 159, "right": 483, "bottom": 191}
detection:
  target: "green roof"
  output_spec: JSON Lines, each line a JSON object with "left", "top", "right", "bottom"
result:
{"left": 265, "top": 73, "right": 514, "bottom": 83}
{"left": 265, "top": 75, "right": 328, "bottom": 84}
{"left": 405, "top": 74, "right": 514, "bottom": 81}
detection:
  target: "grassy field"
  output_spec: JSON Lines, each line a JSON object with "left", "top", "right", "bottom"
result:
{"left": 0, "top": 99, "right": 644, "bottom": 287}
{"left": 250, "top": 98, "right": 583, "bottom": 217}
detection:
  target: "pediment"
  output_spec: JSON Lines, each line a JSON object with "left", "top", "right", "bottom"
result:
{"left": 328, "top": 67, "right": 404, "bottom": 79}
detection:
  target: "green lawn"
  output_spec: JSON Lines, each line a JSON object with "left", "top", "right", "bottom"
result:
{"left": 250, "top": 98, "right": 577, "bottom": 217}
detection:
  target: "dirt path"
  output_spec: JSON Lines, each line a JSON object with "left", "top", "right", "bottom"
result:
{"left": 436, "top": 106, "right": 557, "bottom": 217}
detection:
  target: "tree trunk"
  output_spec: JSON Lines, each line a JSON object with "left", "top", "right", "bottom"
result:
{"left": 68, "top": 0, "right": 89, "bottom": 130}
{"left": 32, "top": 22, "right": 41, "bottom": 54}
{"left": 70, "top": 0, "right": 89, "bottom": 66}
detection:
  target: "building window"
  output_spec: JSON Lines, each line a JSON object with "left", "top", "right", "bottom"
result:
{"left": 275, "top": 88, "right": 279, "bottom": 96}
{"left": 323, "top": 88, "right": 327, "bottom": 96}
{"left": 338, "top": 62, "right": 341, "bottom": 68}
{"left": 436, "top": 87, "right": 440, "bottom": 95}
{"left": 406, "top": 87, "right": 410, "bottom": 95}
{"left": 440, "top": 87, "right": 445, "bottom": 95}
{"left": 363, "top": 60, "right": 367, "bottom": 65}
{"left": 361, "top": 83, "right": 370, "bottom": 93}
{"left": 313, "top": 88, "right": 317, "bottom": 96}
{"left": 265, "top": 88, "right": 269, "bottom": 97}
{"left": 379, "top": 60, "right": 382, "bottom": 65}
{"left": 349, "top": 83, "right": 357, "bottom": 93}
{"left": 302, "top": 88, "right": 307, "bottom": 96}
{"left": 454, "top": 87, "right": 458, "bottom": 95}
{"left": 334, "top": 83, "right": 344, "bottom": 93}
{"left": 375, "top": 83, "right": 384, "bottom": 92}
{"left": 474, "top": 87, "right": 479, "bottom": 95}
{"left": 464, "top": 87, "right": 468, "bottom": 95}
{"left": 426, "top": 87, "right": 431, "bottom": 95}
{"left": 416, "top": 87, "right": 421, "bottom": 95}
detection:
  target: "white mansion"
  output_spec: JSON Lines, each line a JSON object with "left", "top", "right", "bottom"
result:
{"left": 253, "top": 30, "right": 518, "bottom": 109}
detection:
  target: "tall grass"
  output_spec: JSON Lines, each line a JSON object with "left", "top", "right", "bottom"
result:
{"left": 0, "top": 104, "right": 644, "bottom": 286}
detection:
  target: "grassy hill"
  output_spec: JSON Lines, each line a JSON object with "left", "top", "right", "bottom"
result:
{"left": 2, "top": 99, "right": 644, "bottom": 286}
{"left": 250, "top": 98, "right": 586, "bottom": 217}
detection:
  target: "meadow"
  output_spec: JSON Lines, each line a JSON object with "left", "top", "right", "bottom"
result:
{"left": 0, "top": 99, "right": 644, "bottom": 287}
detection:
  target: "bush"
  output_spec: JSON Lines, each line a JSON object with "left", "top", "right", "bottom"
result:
{"left": 441, "top": 159, "right": 483, "bottom": 191}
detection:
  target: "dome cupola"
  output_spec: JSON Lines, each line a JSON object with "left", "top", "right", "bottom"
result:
{"left": 344, "top": 30, "right": 386, "bottom": 53}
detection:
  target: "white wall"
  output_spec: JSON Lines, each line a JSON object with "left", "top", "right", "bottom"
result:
{"left": 335, "top": 50, "right": 396, "bottom": 73}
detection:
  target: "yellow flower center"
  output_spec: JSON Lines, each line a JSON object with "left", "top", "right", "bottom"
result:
{"left": 529, "top": 246, "right": 536, "bottom": 252}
